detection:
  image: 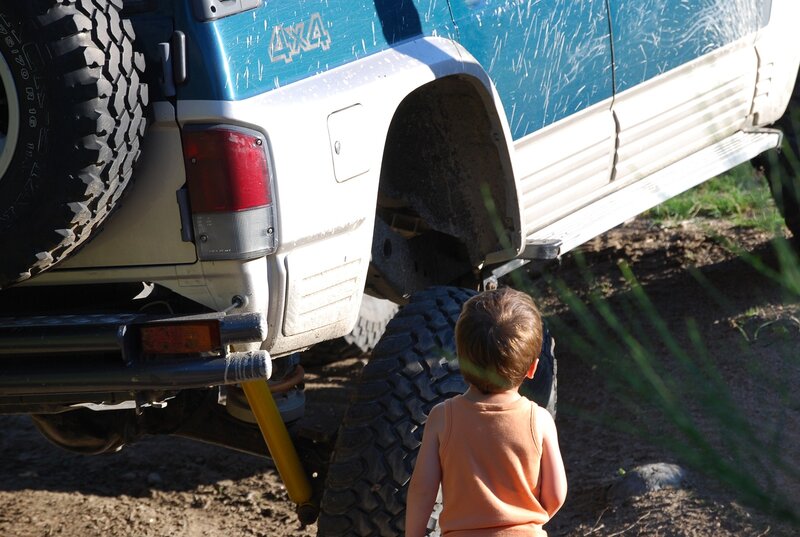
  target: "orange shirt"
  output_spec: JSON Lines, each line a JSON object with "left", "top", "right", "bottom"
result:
{"left": 438, "top": 394, "right": 550, "bottom": 537}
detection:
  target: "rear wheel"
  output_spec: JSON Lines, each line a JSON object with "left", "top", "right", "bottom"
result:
{"left": 0, "top": 0, "right": 148, "bottom": 287}
{"left": 317, "top": 286, "right": 557, "bottom": 536}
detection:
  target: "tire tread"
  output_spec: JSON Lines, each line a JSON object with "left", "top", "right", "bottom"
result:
{"left": 0, "top": 0, "right": 148, "bottom": 287}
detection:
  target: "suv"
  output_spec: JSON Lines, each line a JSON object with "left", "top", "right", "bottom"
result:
{"left": 1, "top": 0, "right": 798, "bottom": 534}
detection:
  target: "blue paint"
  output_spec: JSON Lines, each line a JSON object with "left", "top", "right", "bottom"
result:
{"left": 608, "top": 0, "right": 767, "bottom": 93}
{"left": 174, "top": 0, "right": 455, "bottom": 101}
{"left": 165, "top": 0, "right": 769, "bottom": 140}
{"left": 447, "top": 0, "right": 614, "bottom": 139}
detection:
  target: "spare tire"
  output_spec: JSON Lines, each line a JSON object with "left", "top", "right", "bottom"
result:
{"left": 0, "top": 0, "right": 148, "bottom": 288}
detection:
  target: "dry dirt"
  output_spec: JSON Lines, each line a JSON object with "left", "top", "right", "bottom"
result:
{"left": 1, "top": 218, "right": 798, "bottom": 537}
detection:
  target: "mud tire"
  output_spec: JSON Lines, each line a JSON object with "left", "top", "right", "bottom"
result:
{"left": 317, "top": 286, "right": 557, "bottom": 536}
{"left": 303, "top": 295, "right": 399, "bottom": 365}
{"left": 0, "top": 0, "right": 148, "bottom": 288}
{"left": 521, "top": 324, "right": 557, "bottom": 417}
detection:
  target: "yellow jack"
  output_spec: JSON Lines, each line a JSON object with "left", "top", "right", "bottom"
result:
{"left": 241, "top": 380, "right": 315, "bottom": 517}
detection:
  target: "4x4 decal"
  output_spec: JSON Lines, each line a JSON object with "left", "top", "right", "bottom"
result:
{"left": 269, "top": 13, "right": 331, "bottom": 64}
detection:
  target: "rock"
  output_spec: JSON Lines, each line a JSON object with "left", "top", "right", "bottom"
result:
{"left": 608, "top": 462, "right": 687, "bottom": 502}
{"left": 191, "top": 495, "right": 212, "bottom": 510}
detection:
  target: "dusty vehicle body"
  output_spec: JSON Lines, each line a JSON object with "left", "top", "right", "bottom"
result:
{"left": 0, "top": 0, "right": 799, "bottom": 534}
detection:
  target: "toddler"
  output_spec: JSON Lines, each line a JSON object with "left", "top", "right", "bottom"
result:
{"left": 406, "top": 287, "right": 567, "bottom": 536}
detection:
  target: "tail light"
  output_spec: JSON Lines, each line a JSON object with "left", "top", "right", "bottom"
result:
{"left": 182, "top": 125, "right": 277, "bottom": 260}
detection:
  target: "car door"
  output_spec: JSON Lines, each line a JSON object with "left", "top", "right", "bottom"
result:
{"left": 446, "top": 0, "right": 616, "bottom": 236}
{"left": 608, "top": 0, "right": 769, "bottom": 185}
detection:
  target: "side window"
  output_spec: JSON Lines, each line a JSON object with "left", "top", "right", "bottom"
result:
{"left": 447, "top": 0, "right": 614, "bottom": 140}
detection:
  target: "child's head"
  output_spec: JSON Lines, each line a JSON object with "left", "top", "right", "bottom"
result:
{"left": 455, "top": 287, "right": 543, "bottom": 393}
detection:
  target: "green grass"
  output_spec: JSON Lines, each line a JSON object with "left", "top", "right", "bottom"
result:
{"left": 645, "top": 163, "right": 785, "bottom": 230}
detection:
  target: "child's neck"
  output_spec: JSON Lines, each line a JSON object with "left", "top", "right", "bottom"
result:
{"left": 464, "top": 385, "right": 522, "bottom": 404}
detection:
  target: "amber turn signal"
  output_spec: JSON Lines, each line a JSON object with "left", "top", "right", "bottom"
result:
{"left": 140, "top": 321, "right": 221, "bottom": 354}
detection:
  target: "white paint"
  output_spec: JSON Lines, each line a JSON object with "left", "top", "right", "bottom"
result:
{"left": 327, "top": 104, "right": 370, "bottom": 182}
{"left": 528, "top": 130, "right": 781, "bottom": 255}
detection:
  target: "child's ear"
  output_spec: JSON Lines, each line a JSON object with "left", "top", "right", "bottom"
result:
{"left": 526, "top": 358, "right": 539, "bottom": 379}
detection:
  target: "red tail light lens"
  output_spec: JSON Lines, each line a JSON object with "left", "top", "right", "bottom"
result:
{"left": 183, "top": 126, "right": 271, "bottom": 213}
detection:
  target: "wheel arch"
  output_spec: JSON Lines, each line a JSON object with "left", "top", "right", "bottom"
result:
{"left": 369, "top": 73, "right": 522, "bottom": 299}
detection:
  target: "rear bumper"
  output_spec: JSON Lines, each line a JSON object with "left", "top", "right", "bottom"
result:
{"left": 0, "top": 311, "right": 270, "bottom": 398}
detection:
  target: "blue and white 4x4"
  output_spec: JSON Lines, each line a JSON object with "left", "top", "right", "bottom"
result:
{"left": 0, "top": 0, "right": 798, "bottom": 533}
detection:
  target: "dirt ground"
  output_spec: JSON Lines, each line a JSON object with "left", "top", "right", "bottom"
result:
{"left": 1, "top": 218, "right": 798, "bottom": 537}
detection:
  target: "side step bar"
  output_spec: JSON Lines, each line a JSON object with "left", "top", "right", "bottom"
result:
{"left": 527, "top": 129, "right": 782, "bottom": 256}
{"left": 485, "top": 129, "right": 781, "bottom": 286}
